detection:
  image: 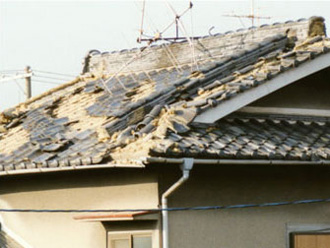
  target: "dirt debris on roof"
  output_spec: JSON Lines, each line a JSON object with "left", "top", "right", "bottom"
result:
{"left": 1, "top": 17, "right": 330, "bottom": 174}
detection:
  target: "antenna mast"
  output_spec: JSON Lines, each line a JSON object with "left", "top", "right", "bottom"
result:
{"left": 223, "top": 0, "right": 271, "bottom": 27}
{"left": 137, "top": 1, "right": 201, "bottom": 44}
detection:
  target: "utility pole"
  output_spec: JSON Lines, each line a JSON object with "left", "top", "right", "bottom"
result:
{"left": 24, "top": 66, "right": 32, "bottom": 100}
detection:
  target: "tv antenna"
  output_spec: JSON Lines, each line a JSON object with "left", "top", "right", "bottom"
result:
{"left": 137, "top": 0, "right": 202, "bottom": 44}
{"left": 223, "top": 0, "right": 271, "bottom": 27}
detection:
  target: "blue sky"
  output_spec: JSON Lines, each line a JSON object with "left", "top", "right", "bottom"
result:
{"left": 1, "top": 0, "right": 330, "bottom": 110}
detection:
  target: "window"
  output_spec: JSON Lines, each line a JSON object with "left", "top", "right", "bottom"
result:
{"left": 291, "top": 233, "right": 330, "bottom": 248}
{"left": 287, "top": 224, "right": 330, "bottom": 248}
{"left": 105, "top": 219, "right": 159, "bottom": 248}
{"left": 108, "top": 231, "right": 153, "bottom": 248}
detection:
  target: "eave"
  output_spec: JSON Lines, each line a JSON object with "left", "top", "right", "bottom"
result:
{"left": 144, "top": 157, "right": 330, "bottom": 166}
{"left": 194, "top": 52, "right": 330, "bottom": 123}
{"left": 0, "top": 162, "right": 144, "bottom": 177}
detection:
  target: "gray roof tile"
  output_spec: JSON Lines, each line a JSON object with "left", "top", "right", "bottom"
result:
{"left": 0, "top": 17, "right": 329, "bottom": 174}
{"left": 150, "top": 116, "right": 330, "bottom": 161}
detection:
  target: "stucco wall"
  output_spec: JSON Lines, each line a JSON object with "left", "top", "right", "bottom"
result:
{"left": 251, "top": 67, "right": 330, "bottom": 109}
{"left": 157, "top": 164, "right": 330, "bottom": 248}
{"left": 0, "top": 169, "right": 159, "bottom": 248}
{"left": 2, "top": 164, "right": 330, "bottom": 248}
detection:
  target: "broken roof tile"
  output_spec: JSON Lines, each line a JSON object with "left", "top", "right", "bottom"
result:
{"left": 1, "top": 17, "right": 330, "bottom": 174}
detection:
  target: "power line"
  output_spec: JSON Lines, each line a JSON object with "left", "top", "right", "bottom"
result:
{"left": 13, "top": 79, "right": 26, "bottom": 96}
{"left": 0, "top": 70, "right": 24, "bottom": 73}
{"left": 32, "top": 70, "right": 76, "bottom": 78}
{"left": 0, "top": 73, "right": 33, "bottom": 84}
{"left": 0, "top": 74, "right": 62, "bottom": 85}
{"left": 33, "top": 74, "right": 70, "bottom": 82}
{"left": 0, "top": 197, "right": 329, "bottom": 213}
{"left": 0, "top": 70, "right": 75, "bottom": 78}
{"left": 32, "top": 79, "right": 62, "bottom": 85}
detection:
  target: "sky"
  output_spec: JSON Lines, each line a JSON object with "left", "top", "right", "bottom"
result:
{"left": 0, "top": 0, "right": 330, "bottom": 110}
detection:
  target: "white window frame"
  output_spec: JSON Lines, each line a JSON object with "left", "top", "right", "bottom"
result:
{"left": 107, "top": 230, "right": 158, "bottom": 248}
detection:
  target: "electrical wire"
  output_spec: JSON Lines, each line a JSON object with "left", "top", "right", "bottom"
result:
{"left": 0, "top": 70, "right": 24, "bottom": 73}
{"left": 101, "top": 41, "right": 156, "bottom": 94}
{"left": 33, "top": 74, "right": 70, "bottom": 82}
{"left": 13, "top": 79, "right": 26, "bottom": 96}
{"left": 160, "top": 3, "right": 192, "bottom": 36}
{"left": 0, "top": 73, "right": 32, "bottom": 84}
{"left": 32, "top": 79, "right": 62, "bottom": 85}
{"left": 133, "top": 0, "right": 183, "bottom": 74}
{"left": 32, "top": 70, "right": 76, "bottom": 78}
{"left": 0, "top": 197, "right": 329, "bottom": 213}
{"left": 161, "top": 44, "right": 183, "bottom": 75}
{"left": 100, "top": 78, "right": 113, "bottom": 95}
{"left": 164, "top": 1, "right": 199, "bottom": 70}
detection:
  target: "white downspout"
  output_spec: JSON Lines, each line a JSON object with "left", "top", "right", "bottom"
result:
{"left": 0, "top": 214, "right": 33, "bottom": 248}
{"left": 161, "top": 158, "right": 194, "bottom": 248}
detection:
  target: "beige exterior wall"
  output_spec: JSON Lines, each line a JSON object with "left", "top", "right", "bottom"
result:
{"left": 2, "top": 164, "right": 330, "bottom": 248}
{"left": 158, "top": 164, "right": 330, "bottom": 248}
{"left": 0, "top": 169, "right": 159, "bottom": 248}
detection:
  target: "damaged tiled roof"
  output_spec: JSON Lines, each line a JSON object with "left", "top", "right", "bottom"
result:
{"left": 85, "top": 17, "right": 324, "bottom": 75}
{"left": 0, "top": 17, "right": 330, "bottom": 174}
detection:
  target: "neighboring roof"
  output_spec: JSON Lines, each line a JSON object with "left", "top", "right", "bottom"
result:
{"left": 150, "top": 115, "right": 330, "bottom": 161}
{"left": 74, "top": 211, "right": 156, "bottom": 222}
{"left": 0, "top": 229, "right": 24, "bottom": 248}
{"left": 0, "top": 17, "right": 330, "bottom": 175}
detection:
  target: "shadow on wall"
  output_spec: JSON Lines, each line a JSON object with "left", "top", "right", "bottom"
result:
{"left": 0, "top": 168, "right": 157, "bottom": 194}
{"left": 0, "top": 226, "right": 11, "bottom": 248}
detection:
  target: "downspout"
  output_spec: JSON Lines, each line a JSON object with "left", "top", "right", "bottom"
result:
{"left": 161, "top": 158, "right": 194, "bottom": 248}
{"left": 0, "top": 215, "right": 33, "bottom": 248}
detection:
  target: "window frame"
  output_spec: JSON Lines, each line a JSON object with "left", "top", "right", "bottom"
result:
{"left": 286, "top": 224, "right": 330, "bottom": 248}
{"left": 290, "top": 232, "right": 330, "bottom": 248}
{"left": 107, "top": 230, "right": 157, "bottom": 248}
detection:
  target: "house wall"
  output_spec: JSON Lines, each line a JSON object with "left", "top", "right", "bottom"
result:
{"left": 0, "top": 168, "right": 159, "bottom": 248}
{"left": 157, "top": 164, "right": 330, "bottom": 248}
{"left": 250, "top": 67, "right": 330, "bottom": 109}
{"left": 2, "top": 164, "right": 330, "bottom": 248}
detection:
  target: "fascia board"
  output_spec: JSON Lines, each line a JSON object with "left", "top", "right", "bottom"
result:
{"left": 194, "top": 52, "right": 330, "bottom": 124}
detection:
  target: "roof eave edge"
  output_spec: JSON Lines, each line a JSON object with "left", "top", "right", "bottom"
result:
{"left": 0, "top": 163, "right": 145, "bottom": 177}
{"left": 193, "top": 51, "right": 330, "bottom": 124}
{"left": 144, "top": 157, "right": 330, "bottom": 166}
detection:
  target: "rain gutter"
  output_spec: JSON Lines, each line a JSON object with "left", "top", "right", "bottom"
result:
{"left": 145, "top": 157, "right": 330, "bottom": 166}
{"left": 0, "top": 163, "right": 145, "bottom": 177}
